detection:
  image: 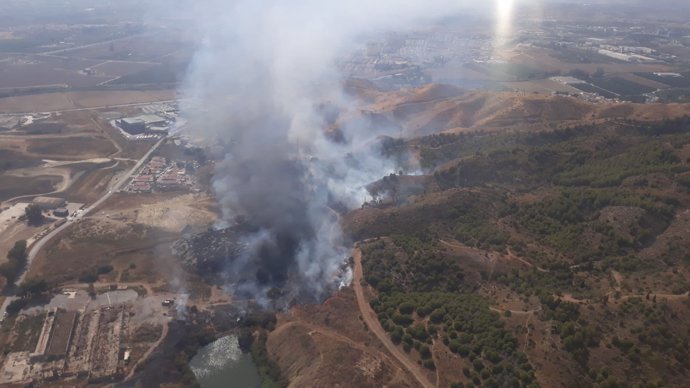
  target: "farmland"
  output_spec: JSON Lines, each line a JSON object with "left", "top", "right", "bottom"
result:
{"left": 587, "top": 77, "right": 655, "bottom": 97}
{"left": 571, "top": 83, "right": 618, "bottom": 99}
{"left": 635, "top": 73, "right": 690, "bottom": 88}
{"left": 0, "top": 15, "right": 193, "bottom": 96}
{"left": 0, "top": 89, "right": 175, "bottom": 113}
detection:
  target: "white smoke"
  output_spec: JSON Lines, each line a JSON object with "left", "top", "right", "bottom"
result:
{"left": 176, "top": 0, "right": 470, "bottom": 304}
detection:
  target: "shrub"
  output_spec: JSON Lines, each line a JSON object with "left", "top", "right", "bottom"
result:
{"left": 473, "top": 359, "right": 485, "bottom": 372}
{"left": 419, "top": 344, "right": 432, "bottom": 359}
{"left": 6, "top": 298, "right": 28, "bottom": 315}
{"left": 25, "top": 204, "right": 44, "bottom": 226}
{"left": 430, "top": 308, "right": 446, "bottom": 324}
{"left": 399, "top": 302, "right": 415, "bottom": 314}
{"left": 78, "top": 273, "right": 98, "bottom": 283}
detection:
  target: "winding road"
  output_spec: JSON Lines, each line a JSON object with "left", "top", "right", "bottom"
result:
{"left": 352, "top": 246, "right": 435, "bottom": 388}
{"left": 0, "top": 136, "right": 167, "bottom": 321}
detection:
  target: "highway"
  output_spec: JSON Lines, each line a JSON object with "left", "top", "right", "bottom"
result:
{"left": 0, "top": 136, "right": 167, "bottom": 321}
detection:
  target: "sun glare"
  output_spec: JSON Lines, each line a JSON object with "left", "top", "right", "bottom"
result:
{"left": 494, "top": 0, "right": 515, "bottom": 50}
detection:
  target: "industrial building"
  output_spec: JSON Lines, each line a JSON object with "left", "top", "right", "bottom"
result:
{"left": 32, "top": 197, "right": 67, "bottom": 210}
{"left": 117, "top": 118, "right": 146, "bottom": 134}
{"left": 3, "top": 305, "right": 130, "bottom": 384}
{"left": 53, "top": 208, "right": 69, "bottom": 218}
{"left": 116, "top": 115, "right": 168, "bottom": 136}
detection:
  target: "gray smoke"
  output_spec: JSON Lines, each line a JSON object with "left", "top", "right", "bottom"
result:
{"left": 177, "top": 0, "right": 467, "bottom": 303}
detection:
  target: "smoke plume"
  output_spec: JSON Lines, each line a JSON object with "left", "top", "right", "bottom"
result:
{"left": 178, "top": 0, "right": 464, "bottom": 304}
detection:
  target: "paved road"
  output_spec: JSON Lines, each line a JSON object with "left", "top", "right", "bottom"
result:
{"left": 352, "top": 245, "right": 434, "bottom": 388}
{"left": 40, "top": 33, "right": 153, "bottom": 56}
{"left": 0, "top": 136, "right": 167, "bottom": 320}
{"left": 0, "top": 100, "right": 178, "bottom": 116}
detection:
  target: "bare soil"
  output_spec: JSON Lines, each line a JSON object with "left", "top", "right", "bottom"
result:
{"left": 268, "top": 288, "right": 417, "bottom": 388}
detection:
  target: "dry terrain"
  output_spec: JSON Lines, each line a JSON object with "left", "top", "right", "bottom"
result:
{"left": 348, "top": 84, "right": 690, "bottom": 139}
{"left": 25, "top": 192, "right": 217, "bottom": 290}
{"left": 268, "top": 288, "right": 418, "bottom": 388}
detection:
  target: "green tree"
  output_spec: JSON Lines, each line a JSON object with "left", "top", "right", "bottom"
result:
{"left": 7, "top": 240, "right": 27, "bottom": 262}
{"left": 18, "top": 278, "right": 48, "bottom": 297}
{"left": 419, "top": 344, "right": 432, "bottom": 359}
{"left": 6, "top": 299, "right": 28, "bottom": 315}
{"left": 25, "top": 204, "right": 44, "bottom": 226}
{"left": 0, "top": 240, "right": 28, "bottom": 285}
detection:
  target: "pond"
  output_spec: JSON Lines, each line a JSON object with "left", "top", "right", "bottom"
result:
{"left": 190, "top": 335, "right": 261, "bottom": 388}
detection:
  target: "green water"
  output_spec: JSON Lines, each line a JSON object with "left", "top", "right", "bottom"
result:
{"left": 190, "top": 335, "right": 261, "bottom": 388}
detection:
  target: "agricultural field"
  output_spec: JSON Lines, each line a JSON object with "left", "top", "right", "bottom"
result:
{"left": 571, "top": 83, "right": 618, "bottom": 99}
{"left": 56, "top": 33, "right": 193, "bottom": 63}
{"left": 635, "top": 73, "right": 690, "bottom": 88}
{"left": 587, "top": 77, "right": 655, "bottom": 98}
{"left": 0, "top": 16, "right": 193, "bottom": 95}
{"left": 0, "top": 55, "right": 108, "bottom": 90}
{"left": 0, "top": 89, "right": 175, "bottom": 113}
{"left": 464, "top": 62, "right": 557, "bottom": 82}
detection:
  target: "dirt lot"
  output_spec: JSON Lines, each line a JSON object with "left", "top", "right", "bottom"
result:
{"left": 98, "top": 193, "right": 218, "bottom": 233}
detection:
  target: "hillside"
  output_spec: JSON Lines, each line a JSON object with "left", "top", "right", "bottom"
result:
{"left": 351, "top": 84, "right": 690, "bottom": 138}
{"left": 261, "top": 91, "right": 690, "bottom": 388}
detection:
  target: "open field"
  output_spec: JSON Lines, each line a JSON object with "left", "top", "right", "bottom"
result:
{"left": 0, "top": 106, "right": 159, "bottom": 205}
{"left": 0, "top": 17, "right": 193, "bottom": 93}
{"left": 53, "top": 34, "right": 192, "bottom": 63}
{"left": 506, "top": 46, "right": 671, "bottom": 75}
{"left": 0, "top": 55, "right": 109, "bottom": 90}
{"left": 0, "top": 175, "right": 62, "bottom": 202}
{"left": 1, "top": 162, "right": 129, "bottom": 206}
{"left": 0, "top": 89, "right": 175, "bottom": 114}
{"left": 26, "top": 136, "right": 117, "bottom": 158}
{"left": 25, "top": 192, "right": 217, "bottom": 288}
{"left": 0, "top": 134, "right": 117, "bottom": 163}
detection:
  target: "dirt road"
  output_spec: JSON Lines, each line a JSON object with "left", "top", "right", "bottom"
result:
{"left": 352, "top": 246, "right": 435, "bottom": 388}
{"left": 0, "top": 136, "right": 167, "bottom": 321}
{"left": 122, "top": 321, "right": 170, "bottom": 382}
